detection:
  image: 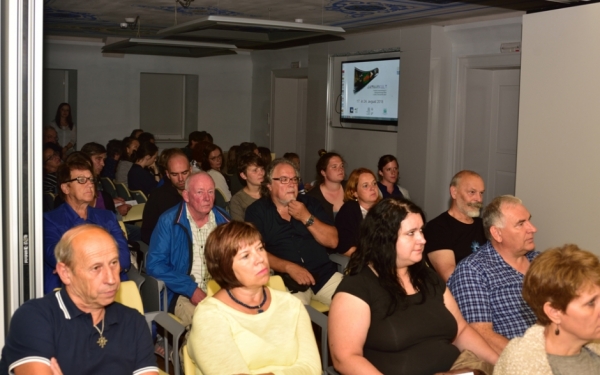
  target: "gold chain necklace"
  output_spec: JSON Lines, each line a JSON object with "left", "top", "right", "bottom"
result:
{"left": 93, "top": 319, "right": 108, "bottom": 348}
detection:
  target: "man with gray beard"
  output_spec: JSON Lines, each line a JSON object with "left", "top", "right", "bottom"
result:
{"left": 423, "top": 170, "right": 486, "bottom": 282}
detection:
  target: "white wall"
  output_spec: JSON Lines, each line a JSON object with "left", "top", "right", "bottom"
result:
{"left": 44, "top": 40, "right": 253, "bottom": 151}
{"left": 517, "top": 3, "right": 600, "bottom": 254}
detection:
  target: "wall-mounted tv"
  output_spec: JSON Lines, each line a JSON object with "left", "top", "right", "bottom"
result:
{"left": 340, "top": 57, "right": 400, "bottom": 132}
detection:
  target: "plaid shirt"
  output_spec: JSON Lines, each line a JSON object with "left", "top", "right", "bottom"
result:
{"left": 448, "top": 241, "right": 538, "bottom": 339}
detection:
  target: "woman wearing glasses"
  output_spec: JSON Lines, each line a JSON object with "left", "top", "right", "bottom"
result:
{"left": 42, "top": 152, "right": 131, "bottom": 294}
{"left": 200, "top": 143, "right": 232, "bottom": 202}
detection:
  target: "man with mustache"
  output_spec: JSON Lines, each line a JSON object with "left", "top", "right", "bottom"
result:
{"left": 245, "top": 158, "right": 342, "bottom": 307}
{"left": 0, "top": 225, "right": 158, "bottom": 375}
{"left": 423, "top": 170, "right": 487, "bottom": 282}
{"left": 448, "top": 195, "right": 539, "bottom": 354}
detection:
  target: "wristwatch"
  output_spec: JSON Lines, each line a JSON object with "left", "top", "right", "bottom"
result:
{"left": 305, "top": 215, "right": 315, "bottom": 227}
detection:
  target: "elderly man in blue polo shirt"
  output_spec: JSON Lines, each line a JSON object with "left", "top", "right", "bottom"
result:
{"left": 245, "top": 158, "right": 342, "bottom": 306}
{"left": 448, "top": 195, "right": 539, "bottom": 355}
{"left": 0, "top": 225, "right": 158, "bottom": 375}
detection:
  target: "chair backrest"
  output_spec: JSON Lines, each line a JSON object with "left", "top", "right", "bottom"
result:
{"left": 115, "top": 182, "right": 133, "bottom": 200}
{"left": 130, "top": 189, "right": 148, "bottom": 204}
{"left": 214, "top": 188, "right": 228, "bottom": 211}
{"left": 115, "top": 280, "right": 144, "bottom": 314}
{"left": 183, "top": 343, "right": 197, "bottom": 375}
{"left": 43, "top": 192, "right": 56, "bottom": 213}
{"left": 100, "top": 177, "right": 118, "bottom": 199}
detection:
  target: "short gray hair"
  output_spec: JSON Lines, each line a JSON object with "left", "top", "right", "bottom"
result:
{"left": 184, "top": 170, "right": 214, "bottom": 191}
{"left": 482, "top": 195, "right": 523, "bottom": 240}
{"left": 54, "top": 224, "right": 116, "bottom": 268}
{"left": 261, "top": 158, "right": 300, "bottom": 198}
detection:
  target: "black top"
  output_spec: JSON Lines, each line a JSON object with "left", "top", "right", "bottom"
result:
{"left": 0, "top": 288, "right": 157, "bottom": 375}
{"left": 128, "top": 163, "right": 157, "bottom": 196}
{"left": 306, "top": 181, "right": 347, "bottom": 222}
{"left": 228, "top": 167, "right": 244, "bottom": 196}
{"left": 141, "top": 179, "right": 183, "bottom": 244}
{"left": 245, "top": 194, "right": 337, "bottom": 293}
{"left": 377, "top": 181, "right": 405, "bottom": 199}
{"left": 335, "top": 267, "right": 459, "bottom": 375}
{"left": 101, "top": 158, "right": 118, "bottom": 180}
{"left": 424, "top": 211, "right": 487, "bottom": 268}
{"left": 334, "top": 200, "right": 363, "bottom": 254}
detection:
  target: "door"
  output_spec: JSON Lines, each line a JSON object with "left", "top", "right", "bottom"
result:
{"left": 462, "top": 68, "right": 520, "bottom": 205}
{"left": 271, "top": 77, "right": 308, "bottom": 176}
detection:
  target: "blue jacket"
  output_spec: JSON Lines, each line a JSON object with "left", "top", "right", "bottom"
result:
{"left": 43, "top": 203, "right": 131, "bottom": 294}
{"left": 147, "top": 202, "right": 230, "bottom": 309}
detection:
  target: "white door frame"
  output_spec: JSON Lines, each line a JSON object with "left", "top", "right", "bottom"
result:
{"left": 454, "top": 53, "right": 521, "bottom": 173}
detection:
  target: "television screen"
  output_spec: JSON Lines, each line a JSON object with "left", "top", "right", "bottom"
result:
{"left": 340, "top": 57, "right": 400, "bottom": 129}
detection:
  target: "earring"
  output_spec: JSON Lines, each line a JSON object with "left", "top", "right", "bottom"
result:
{"left": 555, "top": 324, "right": 560, "bottom": 336}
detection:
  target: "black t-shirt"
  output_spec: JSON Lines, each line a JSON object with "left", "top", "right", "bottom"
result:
{"left": 335, "top": 267, "right": 460, "bottom": 375}
{"left": 245, "top": 194, "right": 337, "bottom": 293}
{"left": 424, "top": 211, "right": 487, "bottom": 267}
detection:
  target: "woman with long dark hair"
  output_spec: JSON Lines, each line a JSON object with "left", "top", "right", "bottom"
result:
{"left": 49, "top": 102, "right": 77, "bottom": 155}
{"left": 329, "top": 198, "right": 497, "bottom": 375}
{"left": 200, "top": 143, "right": 232, "bottom": 202}
{"left": 115, "top": 136, "right": 140, "bottom": 185}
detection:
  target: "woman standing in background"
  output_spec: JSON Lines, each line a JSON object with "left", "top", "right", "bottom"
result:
{"left": 49, "top": 103, "right": 77, "bottom": 155}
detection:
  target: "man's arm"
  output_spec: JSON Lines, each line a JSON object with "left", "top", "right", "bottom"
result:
{"left": 427, "top": 249, "right": 456, "bottom": 282}
{"left": 469, "top": 322, "right": 509, "bottom": 354}
{"left": 267, "top": 252, "right": 315, "bottom": 286}
{"left": 288, "top": 200, "right": 338, "bottom": 249}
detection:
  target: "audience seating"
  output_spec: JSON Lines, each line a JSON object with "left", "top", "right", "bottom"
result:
{"left": 115, "top": 280, "right": 185, "bottom": 375}
{"left": 214, "top": 188, "right": 228, "bottom": 211}
{"left": 100, "top": 177, "right": 118, "bottom": 199}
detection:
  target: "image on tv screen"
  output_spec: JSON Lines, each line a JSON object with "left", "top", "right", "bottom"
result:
{"left": 341, "top": 57, "right": 400, "bottom": 126}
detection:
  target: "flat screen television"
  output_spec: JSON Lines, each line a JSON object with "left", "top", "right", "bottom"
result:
{"left": 340, "top": 57, "right": 400, "bottom": 131}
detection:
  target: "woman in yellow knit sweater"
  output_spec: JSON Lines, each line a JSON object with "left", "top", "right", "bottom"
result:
{"left": 188, "top": 221, "right": 321, "bottom": 375}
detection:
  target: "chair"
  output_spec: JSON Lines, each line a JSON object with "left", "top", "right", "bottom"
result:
{"left": 115, "top": 280, "right": 186, "bottom": 375}
{"left": 122, "top": 203, "right": 145, "bottom": 223}
{"left": 130, "top": 189, "right": 148, "bottom": 204}
{"left": 100, "top": 177, "right": 118, "bottom": 199}
{"left": 43, "top": 192, "right": 56, "bottom": 213}
{"left": 214, "top": 188, "right": 228, "bottom": 211}
{"left": 115, "top": 181, "right": 133, "bottom": 201}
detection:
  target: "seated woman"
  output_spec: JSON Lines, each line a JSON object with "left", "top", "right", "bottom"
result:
{"left": 494, "top": 244, "right": 600, "bottom": 375}
{"left": 307, "top": 152, "right": 346, "bottom": 221}
{"left": 334, "top": 168, "right": 380, "bottom": 257}
{"left": 376, "top": 155, "right": 410, "bottom": 199}
{"left": 127, "top": 141, "right": 159, "bottom": 196}
{"left": 329, "top": 198, "right": 498, "bottom": 375}
{"left": 115, "top": 136, "right": 139, "bottom": 185}
{"left": 200, "top": 143, "right": 232, "bottom": 202}
{"left": 229, "top": 153, "right": 265, "bottom": 221}
{"left": 188, "top": 221, "right": 321, "bottom": 375}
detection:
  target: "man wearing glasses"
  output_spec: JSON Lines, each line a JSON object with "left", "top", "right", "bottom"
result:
{"left": 245, "top": 158, "right": 342, "bottom": 306}
{"left": 43, "top": 152, "right": 131, "bottom": 294}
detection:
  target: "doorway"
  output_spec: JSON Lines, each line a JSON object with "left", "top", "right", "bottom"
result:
{"left": 455, "top": 54, "right": 521, "bottom": 206}
{"left": 270, "top": 68, "right": 308, "bottom": 178}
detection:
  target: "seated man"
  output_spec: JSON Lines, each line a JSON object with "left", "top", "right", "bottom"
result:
{"left": 43, "top": 153, "right": 131, "bottom": 294}
{"left": 43, "top": 142, "right": 62, "bottom": 194}
{"left": 448, "top": 195, "right": 539, "bottom": 354}
{"left": 0, "top": 225, "right": 158, "bottom": 375}
{"left": 141, "top": 149, "right": 190, "bottom": 244}
{"left": 424, "top": 170, "right": 487, "bottom": 281}
{"left": 147, "top": 171, "right": 230, "bottom": 326}
{"left": 245, "top": 158, "right": 342, "bottom": 306}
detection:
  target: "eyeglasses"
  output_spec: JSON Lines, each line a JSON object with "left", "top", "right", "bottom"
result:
{"left": 44, "top": 153, "right": 59, "bottom": 163}
{"left": 272, "top": 176, "right": 299, "bottom": 184}
{"left": 65, "top": 176, "right": 95, "bottom": 184}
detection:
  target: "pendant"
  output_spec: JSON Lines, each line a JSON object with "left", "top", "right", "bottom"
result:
{"left": 97, "top": 335, "right": 108, "bottom": 348}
